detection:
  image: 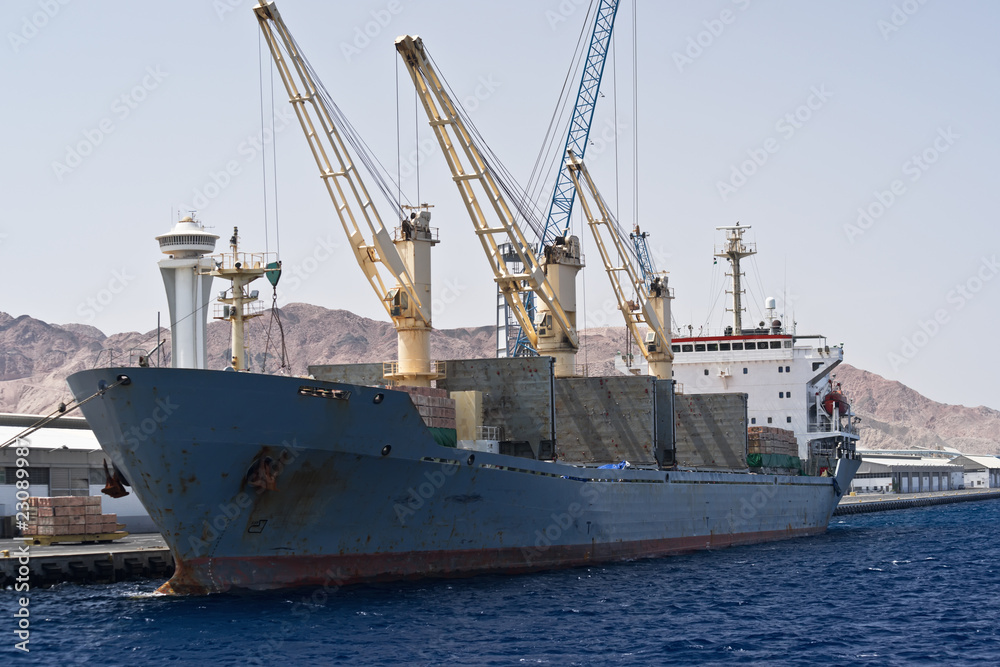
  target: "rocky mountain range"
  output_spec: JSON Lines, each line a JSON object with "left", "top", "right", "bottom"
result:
{"left": 2, "top": 304, "right": 998, "bottom": 455}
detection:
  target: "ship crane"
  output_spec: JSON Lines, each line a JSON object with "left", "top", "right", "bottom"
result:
{"left": 254, "top": 1, "right": 440, "bottom": 386}
{"left": 395, "top": 35, "right": 582, "bottom": 378}
{"left": 564, "top": 150, "right": 674, "bottom": 379}
{"left": 501, "top": 0, "right": 621, "bottom": 359}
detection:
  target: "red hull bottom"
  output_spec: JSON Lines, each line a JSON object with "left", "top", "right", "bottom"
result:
{"left": 158, "top": 526, "right": 825, "bottom": 595}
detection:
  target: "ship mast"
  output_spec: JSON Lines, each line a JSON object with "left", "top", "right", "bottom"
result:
{"left": 715, "top": 225, "right": 756, "bottom": 334}
{"left": 212, "top": 227, "right": 269, "bottom": 371}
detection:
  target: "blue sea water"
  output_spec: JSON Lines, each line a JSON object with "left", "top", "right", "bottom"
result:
{"left": 4, "top": 500, "right": 1000, "bottom": 666}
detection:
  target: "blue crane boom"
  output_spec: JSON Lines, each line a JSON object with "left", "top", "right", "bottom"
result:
{"left": 504, "top": 0, "right": 621, "bottom": 358}
{"left": 541, "top": 0, "right": 620, "bottom": 247}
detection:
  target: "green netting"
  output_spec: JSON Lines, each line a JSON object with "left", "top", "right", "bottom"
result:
{"left": 747, "top": 453, "right": 801, "bottom": 470}
{"left": 429, "top": 427, "right": 457, "bottom": 448}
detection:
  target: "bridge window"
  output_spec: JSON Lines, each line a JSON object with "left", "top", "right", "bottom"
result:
{"left": 745, "top": 342, "right": 756, "bottom": 350}
{"left": 770, "top": 341, "right": 782, "bottom": 349}
{"left": 695, "top": 344, "right": 706, "bottom": 352}
{"left": 671, "top": 345, "right": 681, "bottom": 353}
{"left": 720, "top": 343, "right": 731, "bottom": 351}
{"left": 707, "top": 343, "right": 718, "bottom": 351}
{"left": 732, "top": 343, "right": 744, "bottom": 350}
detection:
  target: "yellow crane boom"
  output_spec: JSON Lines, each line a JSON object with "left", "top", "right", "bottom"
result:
{"left": 395, "top": 35, "right": 583, "bottom": 377}
{"left": 255, "top": 2, "right": 440, "bottom": 386}
{"left": 254, "top": 2, "right": 426, "bottom": 324}
{"left": 565, "top": 150, "right": 674, "bottom": 378}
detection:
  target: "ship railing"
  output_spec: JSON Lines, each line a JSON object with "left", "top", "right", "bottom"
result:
{"left": 808, "top": 421, "right": 859, "bottom": 436}
{"left": 210, "top": 251, "right": 278, "bottom": 272}
{"left": 382, "top": 360, "right": 447, "bottom": 380}
{"left": 392, "top": 226, "right": 440, "bottom": 242}
{"left": 92, "top": 341, "right": 167, "bottom": 369}
{"left": 477, "top": 425, "right": 501, "bottom": 441}
{"left": 212, "top": 301, "right": 265, "bottom": 320}
{"left": 574, "top": 363, "right": 589, "bottom": 377}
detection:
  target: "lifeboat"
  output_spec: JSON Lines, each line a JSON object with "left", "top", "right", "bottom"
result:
{"left": 822, "top": 390, "right": 849, "bottom": 416}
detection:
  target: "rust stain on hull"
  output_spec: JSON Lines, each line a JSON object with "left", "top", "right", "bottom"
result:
{"left": 155, "top": 526, "right": 824, "bottom": 595}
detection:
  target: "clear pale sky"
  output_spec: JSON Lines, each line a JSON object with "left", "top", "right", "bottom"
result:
{"left": 3, "top": 1, "right": 998, "bottom": 409}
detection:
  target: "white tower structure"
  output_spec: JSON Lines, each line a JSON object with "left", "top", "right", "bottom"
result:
{"left": 156, "top": 216, "right": 219, "bottom": 369}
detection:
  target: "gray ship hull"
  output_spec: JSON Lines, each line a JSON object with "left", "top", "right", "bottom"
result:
{"left": 67, "top": 367, "right": 859, "bottom": 594}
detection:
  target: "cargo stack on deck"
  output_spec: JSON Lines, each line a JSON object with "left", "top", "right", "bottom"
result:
{"left": 21, "top": 496, "right": 127, "bottom": 545}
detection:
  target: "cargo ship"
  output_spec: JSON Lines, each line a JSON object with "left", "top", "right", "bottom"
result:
{"left": 66, "top": 221, "right": 860, "bottom": 595}
{"left": 64, "top": 3, "right": 860, "bottom": 595}
{"left": 68, "top": 358, "right": 859, "bottom": 594}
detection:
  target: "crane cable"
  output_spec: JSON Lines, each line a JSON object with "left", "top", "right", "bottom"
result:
{"left": 279, "top": 29, "right": 413, "bottom": 218}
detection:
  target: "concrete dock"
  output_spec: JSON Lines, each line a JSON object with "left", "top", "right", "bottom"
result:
{"left": 0, "top": 533, "right": 172, "bottom": 588}
{"left": 834, "top": 488, "right": 1000, "bottom": 515}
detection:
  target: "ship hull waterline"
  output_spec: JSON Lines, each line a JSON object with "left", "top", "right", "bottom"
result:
{"left": 67, "top": 367, "right": 860, "bottom": 595}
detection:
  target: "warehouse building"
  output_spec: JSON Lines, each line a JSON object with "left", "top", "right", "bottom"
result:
{"left": 850, "top": 455, "right": 965, "bottom": 494}
{"left": 950, "top": 455, "right": 1000, "bottom": 489}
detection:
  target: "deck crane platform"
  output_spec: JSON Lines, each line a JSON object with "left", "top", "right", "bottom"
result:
{"left": 564, "top": 150, "right": 674, "bottom": 379}
{"left": 395, "top": 35, "right": 582, "bottom": 378}
{"left": 254, "top": 1, "right": 440, "bottom": 386}
{"left": 503, "top": 0, "right": 621, "bottom": 359}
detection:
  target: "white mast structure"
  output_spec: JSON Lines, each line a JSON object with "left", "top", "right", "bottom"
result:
{"left": 211, "top": 226, "right": 271, "bottom": 372}
{"left": 715, "top": 225, "right": 756, "bottom": 334}
{"left": 156, "top": 216, "right": 219, "bottom": 369}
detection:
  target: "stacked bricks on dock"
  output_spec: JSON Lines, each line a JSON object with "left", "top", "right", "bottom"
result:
{"left": 21, "top": 496, "right": 119, "bottom": 536}
{"left": 747, "top": 426, "right": 798, "bottom": 458}
{"left": 401, "top": 386, "right": 457, "bottom": 430}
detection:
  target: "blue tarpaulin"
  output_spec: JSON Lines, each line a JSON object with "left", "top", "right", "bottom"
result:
{"left": 598, "top": 461, "right": 629, "bottom": 469}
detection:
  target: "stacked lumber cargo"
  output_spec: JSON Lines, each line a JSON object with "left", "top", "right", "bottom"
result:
{"left": 747, "top": 426, "right": 798, "bottom": 457}
{"left": 401, "top": 386, "right": 456, "bottom": 430}
{"left": 22, "top": 496, "right": 120, "bottom": 537}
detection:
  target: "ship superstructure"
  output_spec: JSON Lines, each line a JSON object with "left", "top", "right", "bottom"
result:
{"left": 667, "top": 225, "right": 860, "bottom": 473}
